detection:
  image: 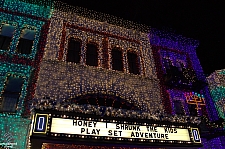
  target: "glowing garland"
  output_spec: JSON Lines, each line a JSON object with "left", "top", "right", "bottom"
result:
{"left": 33, "top": 98, "right": 202, "bottom": 125}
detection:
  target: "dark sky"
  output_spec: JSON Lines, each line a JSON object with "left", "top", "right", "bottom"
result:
{"left": 60, "top": 0, "right": 225, "bottom": 76}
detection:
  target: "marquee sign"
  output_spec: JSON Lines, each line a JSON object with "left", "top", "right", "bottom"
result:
{"left": 32, "top": 113, "right": 202, "bottom": 146}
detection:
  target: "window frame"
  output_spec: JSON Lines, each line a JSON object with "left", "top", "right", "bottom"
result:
{"left": 85, "top": 42, "right": 99, "bottom": 67}
{"left": 0, "top": 21, "right": 17, "bottom": 51}
{"left": 0, "top": 74, "right": 25, "bottom": 113}
{"left": 111, "top": 47, "right": 124, "bottom": 72}
{"left": 127, "top": 50, "right": 140, "bottom": 75}
{"left": 16, "top": 26, "right": 37, "bottom": 55}
{"left": 66, "top": 37, "right": 82, "bottom": 63}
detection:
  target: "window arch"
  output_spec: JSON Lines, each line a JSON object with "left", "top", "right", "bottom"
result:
{"left": 127, "top": 51, "right": 140, "bottom": 75}
{"left": 111, "top": 47, "right": 123, "bottom": 71}
{"left": 66, "top": 38, "right": 81, "bottom": 63}
{"left": 86, "top": 43, "right": 98, "bottom": 66}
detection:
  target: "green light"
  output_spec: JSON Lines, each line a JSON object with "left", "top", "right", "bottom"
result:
{"left": 210, "top": 87, "right": 225, "bottom": 119}
{"left": 0, "top": 11, "right": 46, "bottom": 59}
{"left": 1, "top": 0, "right": 53, "bottom": 19}
{"left": 0, "top": 62, "right": 33, "bottom": 116}
{"left": 0, "top": 116, "right": 30, "bottom": 149}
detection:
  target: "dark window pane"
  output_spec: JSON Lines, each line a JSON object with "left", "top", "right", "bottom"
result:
{"left": 66, "top": 38, "right": 81, "bottom": 63}
{"left": 111, "top": 48, "right": 123, "bottom": 71}
{"left": 0, "top": 24, "right": 15, "bottom": 50}
{"left": 17, "top": 38, "right": 33, "bottom": 54}
{"left": 174, "top": 100, "right": 185, "bottom": 115}
{"left": 0, "top": 76, "right": 24, "bottom": 112}
{"left": 0, "top": 35, "right": 12, "bottom": 50}
{"left": 17, "top": 29, "right": 35, "bottom": 54}
{"left": 127, "top": 52, "right": 140, "bottom": 74}
{"left": 86, "top": 43, "right": 98, "bottom": 66}
{"left": 188, "top": 104, "right": 198, "bottom": 116}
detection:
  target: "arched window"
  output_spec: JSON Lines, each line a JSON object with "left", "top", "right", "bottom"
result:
{"left": 86, "top": 43, "right": 98, "bottom": 66}
{"left": 111, "top": 47, "right": 123, "bottom": 71}
{"left": 66, "top": 38, "right": 81, "bottom": 63}
{"left": 0, "top": 24, "right": 15, "bottom": 50}
{"left": 127, "top": 51, "right": 140, "bottom": 75}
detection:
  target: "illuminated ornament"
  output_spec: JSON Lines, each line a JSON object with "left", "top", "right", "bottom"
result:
{"left": 185, "top": 92, "right": 206, "bottom": 110}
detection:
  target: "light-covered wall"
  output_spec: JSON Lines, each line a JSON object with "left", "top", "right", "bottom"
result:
{"left": 207, "top": 69, "right": 225, "bottom": 119}
{"left": 34, "top": 8, "right": 164, "bottom": 113}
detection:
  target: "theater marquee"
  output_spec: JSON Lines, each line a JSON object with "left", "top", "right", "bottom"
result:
{"left": 51, "top": 118, "right": 190, "bottom": 141}
{"left": 32, "top": 113, "right": 201, "bottom": 146}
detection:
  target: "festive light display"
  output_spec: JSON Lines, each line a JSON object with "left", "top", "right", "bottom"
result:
{"left": 149, "top": 28, "right": 225, "bottom": 148}
{"left": 0, "top": 116, "right": 30, "bottom": 149}
{"left": 0, "top": 63, "right": 32, "bottom": 116}
{"left": 0, "top": 0, "right": 215, "bottom": 148}
{"left": 207, "top": 70, "right": 225, "bottom": 119}
{"left": 185, "top": 92, "right": 205, "bottom": 110}
{"left": 0, "top": 0, "right": 53, "bottom": 19}
{"left": 149, "top": 28, "right": 219, "bottom": 121}
{"left": 0, "top": 0, "right": 52, "bottom": 149}
{"left": 0, "top": 11, "right": 45, "bottom": 59}
{"left": 53, "top": 1, "right": 149, "bottom": 33}
{"left": 35, "top": 60, "right": 162, "bottom": 113}
{"left": 33, "top": 98, "right": 201, "bottom": 124}
{"left": 35, "top": 1, "right": 162, "bottom": 117}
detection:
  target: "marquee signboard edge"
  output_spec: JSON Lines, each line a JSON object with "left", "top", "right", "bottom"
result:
{"left": 32, "top": 112, "right": 202, "bottom": 147}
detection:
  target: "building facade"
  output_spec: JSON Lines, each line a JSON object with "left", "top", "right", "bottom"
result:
{"left": 149, "top": 29, "right": 218, "bottom": 120}
{"left": 30, "top": 1, "right": 202, "bottom": 149}
{"left": 149, "top": 29, "right": 224, "bottom": 148}
{"left": 0, "top": 0, "right": 52, "bottom": 148}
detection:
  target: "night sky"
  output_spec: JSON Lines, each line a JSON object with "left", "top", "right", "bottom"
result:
{"left": 60, "top": 0, "right": 225, "bottom": 76}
